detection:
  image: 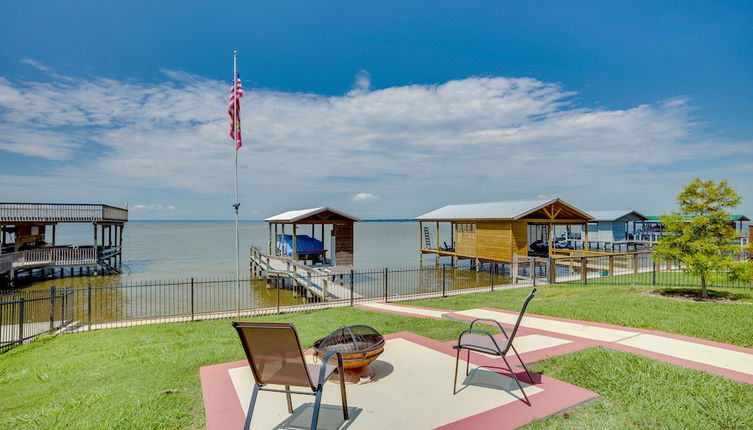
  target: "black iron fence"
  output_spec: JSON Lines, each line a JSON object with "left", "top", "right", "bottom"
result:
{"left": 1, "top": 253, "right": 750, "bottom": 353}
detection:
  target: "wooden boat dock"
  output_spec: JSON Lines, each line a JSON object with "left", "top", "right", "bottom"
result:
{"left": 250, "top": 246, "right": 360, "bottom": 301}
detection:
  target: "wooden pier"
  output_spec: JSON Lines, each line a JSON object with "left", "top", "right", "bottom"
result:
{"left": 0, "top": 203, "right": 128, "bottom": 286}
{"left": 249, "top": 246, "right": 360, "bottom": 301}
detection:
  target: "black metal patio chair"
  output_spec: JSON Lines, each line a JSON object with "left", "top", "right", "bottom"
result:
{"left": 452, "top": 288, "right": 536, "bottom": 404}
{"left": 232, "top": 321, "right": 349, "bottom": 430}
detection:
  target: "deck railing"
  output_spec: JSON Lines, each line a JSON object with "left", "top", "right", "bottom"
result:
{"left": 0, "top": 203, "right": 128, "bottom": 223}
{"left": 0, "top": 248, "right": 97, "bottom": 272}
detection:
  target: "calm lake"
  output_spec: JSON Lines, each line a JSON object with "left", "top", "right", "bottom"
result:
{"left": 23, "top": 221, "right": 423, "bottom": 286}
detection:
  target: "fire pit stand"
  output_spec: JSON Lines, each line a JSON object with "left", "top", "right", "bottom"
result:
{"left": 312, "top": 325, "right": 385, "bottom": 384}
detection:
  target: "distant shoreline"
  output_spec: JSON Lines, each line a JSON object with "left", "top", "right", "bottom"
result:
{"left": 129, "top": 219, "right": 417, "bottom": 223}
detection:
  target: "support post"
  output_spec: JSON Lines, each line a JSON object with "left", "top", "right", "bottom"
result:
{"left": 292, "top": 225, "right": 298, "bottom": 261}
{"left": 531, "top": 257, "right": 536, "bottom": 286}
{"left": 274, "top": 224, "right": 279, "bottom": 256}
{"left": 418, "top": 221, "right": 423, "bottom": 266}
{"left": 268, "top": 223, "right": 272, "bottom": 254}
{"left": 512, "top": 255, "right": 519, "bottom": 284}
{"left": 435, "top": 222, "right": 440, "bottom": 265}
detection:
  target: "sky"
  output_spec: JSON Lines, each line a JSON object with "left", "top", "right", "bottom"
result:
{"left": 1, "top": 1, "right": 752, "bottom": 220}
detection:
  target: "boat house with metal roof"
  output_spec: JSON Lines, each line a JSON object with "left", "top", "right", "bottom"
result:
{"left": 416, "top": 198, "right": 593, "bottom": 266}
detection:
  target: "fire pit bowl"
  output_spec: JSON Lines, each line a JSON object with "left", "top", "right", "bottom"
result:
{"left": 313, "top": 325, "right": 385, "bottom": 383}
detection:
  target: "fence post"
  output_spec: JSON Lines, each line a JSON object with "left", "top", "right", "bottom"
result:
{"left": 548, "top": 258, "right": 556, "bottom": 284}
{"left": 442, "top": 264, "right": 447, "bottom": 297}
{"left": 608, "top": 255, "right": 615, "bottom": 276}
{"left": 512, "top": 256, "right": 519, "bottom": 284}
{"left": 490, "top": 264, "right": 495, "bottom": 292}
{"left": 580, "top": 257, "right": 587, "bottom": 284}
{"left": 532, "top": 258, "right": 536, "bottom": 287}
{"left": 49, "top": 285, "right": 56, "bottom": 331}
{"left": 349, "top": 269, "right": 355, "bottom": 307}
{"left": 276, "top": 277, "right": 280, "bottom": 315}
{"left": 87, "top": 283, "right": 92, "bottom": 331}
{"left": 652, "top": 261, "right": 657, "bottom": 285}
{"left": 18, "top": 297, "right": 25, "bottom": 346}
{"left": 633, "top": 254, "right": 639, "bottom": 274}
{"left": 384, "top": 268, "right": 389, "bottom": 302}
{"left": 190, "top": 278, "right": 195, "bottom": 321}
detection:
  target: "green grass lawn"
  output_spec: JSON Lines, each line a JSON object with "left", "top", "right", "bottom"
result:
{"left": 2, "top": 282, "right": 752, "bottom": 429}
{"left": 410, "top": 283, "right": 753, "bottom": 347}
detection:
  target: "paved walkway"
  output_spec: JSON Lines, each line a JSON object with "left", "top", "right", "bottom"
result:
{"left": 356, "top": 302, "right": 753, "bottom": 385}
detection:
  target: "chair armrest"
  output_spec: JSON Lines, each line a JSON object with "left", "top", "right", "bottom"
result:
{"left": 469, "top": 318, "right": 509, "bottom": 339}
{"left": 318, "top": 351, "right": 344, "bottom": 386}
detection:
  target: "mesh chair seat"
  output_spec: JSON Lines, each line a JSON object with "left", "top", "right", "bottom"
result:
{"left": 307, "top": 363, "right": 338, "bottom": 387}
{"left": 455, "top": 333, "right": 508, "bottom": 356}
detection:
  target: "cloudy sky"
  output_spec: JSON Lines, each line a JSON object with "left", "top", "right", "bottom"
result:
{"left": 1, "top": 1, "right": 752, "bottom": 219}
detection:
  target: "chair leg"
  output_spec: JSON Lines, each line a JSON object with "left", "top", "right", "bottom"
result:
{"left": 284, "top": 385, "right": 293, "bottom": 414}
{"left": 465, "top": 349, "right": 470, "bottom": 376}
{"left": 339, "top": 370, "right": 349, "bottom": 420}
{"left": 501, "top": 355, "right": 530, "bottom": 405}
{"left": 453, "top": 347, "right": 461, "bottom": 394}
{"left": 510, "top": 344, "right": 535, "bottom": 384}
{"left": 244, "top": 384, "right": 260, "bottom": 430}
{"left": 310, "top": 389, "right": 324, "bottom": 430}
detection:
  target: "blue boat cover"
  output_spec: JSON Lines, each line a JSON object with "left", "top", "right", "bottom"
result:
{"left": 276, "top": 234, "right": 325, "bottom": 256}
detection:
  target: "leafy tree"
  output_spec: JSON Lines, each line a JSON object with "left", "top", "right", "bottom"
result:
{"left": 653, "top": 178, "right": 753, "bottom": 299}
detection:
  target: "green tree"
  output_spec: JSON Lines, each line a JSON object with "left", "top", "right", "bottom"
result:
{"left": 653, "top": 178, "right": 753, "bottom": 299}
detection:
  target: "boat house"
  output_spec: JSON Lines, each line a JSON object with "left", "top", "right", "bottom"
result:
{"left": 0, "top": 202, "right": 128, "bottom": 286}
{"left": 416, "top": 198, "right": 593, "bottom": 265}
{"left": 264, "top": 207, "right": 359, "bottom": 267}
{"left": 585, "top": 210, "right": 649, "bottom": 250}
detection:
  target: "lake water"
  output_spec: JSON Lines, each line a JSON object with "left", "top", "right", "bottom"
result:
{"left": 25, "top": 221, "right": 423, "bottom": 284}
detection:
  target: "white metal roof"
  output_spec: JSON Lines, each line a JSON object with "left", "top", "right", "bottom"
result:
{"left": 264, "top": 207, "right": 360, "bottom": 223}
{"left": 416, "top": 198, "right": 591, "bottom": 220}
{"left": 586, "top": 210, "right": 648, "bottom": 222}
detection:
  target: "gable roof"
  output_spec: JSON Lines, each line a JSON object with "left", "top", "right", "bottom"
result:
{"left": 264, "top": 207, "right": 360, "bottom": 223}
{"left": 586, "top": 210, "right": 649, "bottom": 222}
{"left": 416, "top": 198, "right": 592, "bottom": 221}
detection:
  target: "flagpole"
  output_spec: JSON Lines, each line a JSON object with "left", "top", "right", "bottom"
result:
{"left": 233, "top": 50, "right": 241, "bottom": 319}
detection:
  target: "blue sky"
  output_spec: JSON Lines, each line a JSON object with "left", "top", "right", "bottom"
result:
{"left": 1, "top": 1, "right": 752, "bottom": 219}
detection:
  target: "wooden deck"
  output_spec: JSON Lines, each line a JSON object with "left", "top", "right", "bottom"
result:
{"left": 249, "top": 246, "right": 360, "bottom": 301}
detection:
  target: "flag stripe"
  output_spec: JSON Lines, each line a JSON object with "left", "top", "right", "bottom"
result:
{"left": 228, "top": 76, "right": 244, "bottom": 150}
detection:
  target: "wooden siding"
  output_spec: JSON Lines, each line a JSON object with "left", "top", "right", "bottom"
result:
{"left": 475, "top": 222, "right": 512, "bottom": 262}
{"left": 454, "top": 223, "right": 476, "bottom": 256}
{"left": 333, "top": 223, "right": 354, "bottom": 266}
{"left": 511, "top": 221, "right": 529, "bottom": 257}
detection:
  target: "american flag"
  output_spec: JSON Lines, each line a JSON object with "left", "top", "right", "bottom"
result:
{"left": 228, "top": 74, "right": 244, "bottom": 150}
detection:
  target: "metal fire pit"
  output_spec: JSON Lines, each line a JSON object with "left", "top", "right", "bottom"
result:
{"left": 313, "top": 325, "right": 385, "bottom": 383}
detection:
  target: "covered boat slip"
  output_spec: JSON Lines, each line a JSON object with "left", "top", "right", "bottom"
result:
{"left": 265, "top": 207, "right": 359, "bottom": 268}
{"left": 249, "top": 207, "right": 361, "bottom": 301}
{"left": 416, "top": 198, "right": 597, "bottom": 266}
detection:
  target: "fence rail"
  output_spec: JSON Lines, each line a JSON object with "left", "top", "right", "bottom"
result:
{"left": 0, "top": 203, "right": 128, "bottom": 223}
{"left": 1, "top": 252, "right": 750, "bottom": 353}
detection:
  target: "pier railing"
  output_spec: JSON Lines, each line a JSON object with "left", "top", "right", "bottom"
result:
{"left": 0, "top": 248, "right": 97, "bottom": 273}
{"left": 0, "top": 203, "right": 128, "bottom": 223}
{"left": 1, "top": 252, "right": 750, "bottom": 353}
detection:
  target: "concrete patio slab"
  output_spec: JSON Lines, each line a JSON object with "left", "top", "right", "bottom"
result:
{"left": 201, "top": 332, "right": 598, "bottom": 429}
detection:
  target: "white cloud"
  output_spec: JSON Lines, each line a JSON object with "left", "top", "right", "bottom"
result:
{"left": 131, "top": 204, "right": 176, "bottom": 212}
{"left": 0, "top": 63, "right": 751, "bottom": 218}
{"left": 352, "top": 192, "right": 380, "bottom": 203}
